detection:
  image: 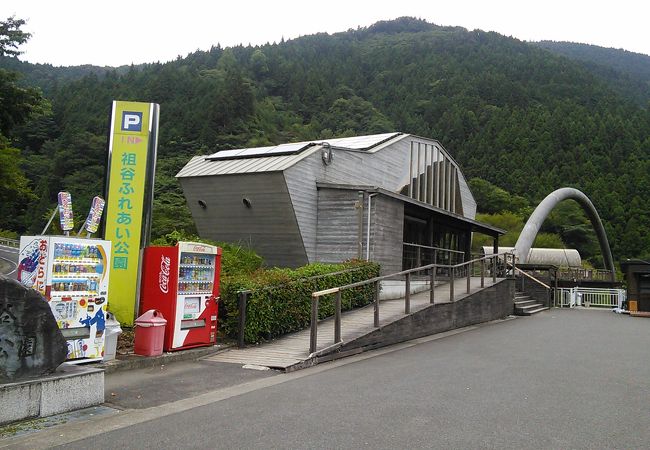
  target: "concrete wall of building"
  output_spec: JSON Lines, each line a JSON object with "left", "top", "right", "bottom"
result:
{"left": 315, "top": 189, "right": 405, "bottom": 275}
{"left": 316, "top": 188, "right": 362, "bottom": 264}
{"left": 285, "top": 136, "right": 412, "bottom": 263}
{"left": 368, "top": 195, "right": 404, "bottom": 275}
{"left": 337, "top": 279, "right": 514, "bottom": 352}
{"left": 285, "top": 135, "right": 476, "bottom": 264}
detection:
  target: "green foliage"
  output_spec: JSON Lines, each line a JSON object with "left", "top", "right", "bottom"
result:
{"left": 535, "top": 41, "right": 650, "bottom": 106}
{"left": 469, "top": 177, "right": 529, "bottom": 214}
{"left": 0, "top": 142, "right": 36, "bottom": 231}
{"left": 219, "top": 260, "right": 381, "bottom": 343}
{"left": 472, "top": 212, "right": 524, "bottom": 251}
{"left": 151, "top": 229, "right": 263, "bottom": 276}
{"left": 533, "top": 232, "right": 565, "bottom": 248}
{"left": 0, "top": 17, "right": 31, "bottom": 57}
{"left": 0, "top": 229, "right": 18, "bottom": 239}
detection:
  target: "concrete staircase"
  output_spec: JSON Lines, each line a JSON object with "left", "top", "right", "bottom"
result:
{"left": 514, "top": 291, "right": 548, "bottom": 316}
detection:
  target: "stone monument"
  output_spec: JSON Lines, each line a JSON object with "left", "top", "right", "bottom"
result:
{"left": 0, "top": 275, "right": 67, "bottom": 382}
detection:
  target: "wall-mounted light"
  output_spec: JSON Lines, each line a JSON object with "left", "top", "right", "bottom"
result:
{"left": 321, "top": 143, "right": 333, "bottom": 165}
{"left": 242, "top": 198, "right": 252, "bottom": 208}
{"left": 198, "top": 199, "right": 207, "bottom": 209}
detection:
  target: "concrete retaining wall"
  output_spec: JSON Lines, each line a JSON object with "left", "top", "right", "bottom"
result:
{"left": 517, "top": 276, "right": 552, "bottom": 307}
{"left": 338, "top": 279, "right": 514, "bottom": 352}
{"left": 0, "top": 364, "right": 104, "bottom": 425}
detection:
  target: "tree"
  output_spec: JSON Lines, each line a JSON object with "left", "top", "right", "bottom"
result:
{"left": 469, "top": 178, "right": 528, "bottom": 214}
{"left": 0, "top": 17, "right": 44, "bottom": 232}
{"left": 0, "top": 141, "right": 36, "bottom": 231}
{"left": 0, "top": 17, "right": 43, "bottom": 135}
{"left": 0, "top": 16, "right": 30, "bottom": 57}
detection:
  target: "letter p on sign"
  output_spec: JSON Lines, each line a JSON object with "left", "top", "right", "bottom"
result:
{"left": 121, "top": 111, "right": 143, "bottom": 132}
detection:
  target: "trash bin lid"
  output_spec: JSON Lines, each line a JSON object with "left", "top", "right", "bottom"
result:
{"left": 135, "top": 309, "right": 167, "bottom": 327}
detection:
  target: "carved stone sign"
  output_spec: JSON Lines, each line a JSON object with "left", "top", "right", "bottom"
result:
{"left": 0, "top": 275, "right": 67, "bottom": 382}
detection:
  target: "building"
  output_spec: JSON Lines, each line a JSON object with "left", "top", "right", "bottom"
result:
{"left": 620, "top": 259, "right": 650, "bottom": 312}
{"left": 176, "top": 132, "right": 504, "bottom": 273}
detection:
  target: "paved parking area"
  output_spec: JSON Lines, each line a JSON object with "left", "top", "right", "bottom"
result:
{"left": 5, "top": 308, "right": 650, "bottom": 449}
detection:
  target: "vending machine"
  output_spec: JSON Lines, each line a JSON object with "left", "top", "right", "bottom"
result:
{"left": 17, "top": 236, "right": 111, "bottom": 362}
{"left": 139, "top": 241, "right": 221, "bottom": 351}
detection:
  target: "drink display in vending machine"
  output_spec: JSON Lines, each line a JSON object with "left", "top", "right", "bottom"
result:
{"left": 139, "top": 241, "right": 221, "bottom": 351}
{"left": 17, "top": 236, "right": 111, "bottom": 362}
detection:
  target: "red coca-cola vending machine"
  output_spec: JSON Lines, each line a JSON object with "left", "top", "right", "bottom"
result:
{"left": 139, "top": 241, "right": 221, "bottom": 351}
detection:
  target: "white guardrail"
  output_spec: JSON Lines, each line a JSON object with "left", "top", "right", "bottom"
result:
{"left": 0, "top": 237, "right": 19, "bottom": 248}
{"left": 555, "top": 287, "right": 625, "bottom": 309}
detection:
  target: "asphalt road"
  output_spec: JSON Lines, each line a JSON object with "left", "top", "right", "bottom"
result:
{"left": 0, "top": 243, "right": 18, "bottom": 279}
{"left": 7, "top": 309, "right": 650, "bottom": 449}
{"left": 104, "top": 359, "right": 278, "bottom": 410}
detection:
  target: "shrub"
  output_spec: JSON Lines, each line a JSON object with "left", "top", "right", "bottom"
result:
{"left": 149, "top": 230, "right": 381, "bottom": 344}
{"left": 220, "top": 260, "right": 381, "bottom": 343}
{"left": 151, "top": 230, "right": 263, "bottom": 276}
{"left": 0, "top": 229, "right": 18, "bottom": 239}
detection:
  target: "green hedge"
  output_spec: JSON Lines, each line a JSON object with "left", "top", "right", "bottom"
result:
{"left": 220, "top": 260, "right": 381, "bottom": 344}
{"left": 151, "top": 230, "right": 263, "bottom": 276}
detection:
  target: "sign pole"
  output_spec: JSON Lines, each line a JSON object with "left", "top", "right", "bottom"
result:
{"left": 103, "top": 101, "right": 159, "bottom": 325}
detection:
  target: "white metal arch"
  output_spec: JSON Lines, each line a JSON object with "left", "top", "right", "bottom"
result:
{"left": 514, "top": 188, "right": 615, "bottom": 281}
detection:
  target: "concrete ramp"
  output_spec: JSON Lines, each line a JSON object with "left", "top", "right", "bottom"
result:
{"left": 204, "top": 277, "right": 514, "bottom": 371}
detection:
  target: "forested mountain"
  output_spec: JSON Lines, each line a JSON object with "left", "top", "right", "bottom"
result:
{"left": 535, "top": 41, "right": 650, "bottom": 106}
{"left": 0, "top": 56, "right": 133, "bottom": 97}
{"left": 2, "top": 17, "right": 650, "bottom": 265}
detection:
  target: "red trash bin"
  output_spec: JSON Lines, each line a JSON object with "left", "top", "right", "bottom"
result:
{"left": 134, "top": 310, "right": 167, "bottom": 356}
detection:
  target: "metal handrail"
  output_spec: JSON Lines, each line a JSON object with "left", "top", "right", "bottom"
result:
{"left": 235, "top": 265, "right": 374, "bottom": 348}
{"left": 555, "top": 267, "right": 614, "bottom": 282}
{"left": 403, "top": 242, "right": 465, "bottom": 255}
{"left": 512, "top": 266, "right": 551, "bottom": 290}
{"left": 309, "top": 252, "right": 514, "bottom": 355}
{"left": 0, "top": 237, "right": 19, "bottom": 248}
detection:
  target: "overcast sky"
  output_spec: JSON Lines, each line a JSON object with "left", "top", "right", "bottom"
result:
{"left": 2, "top": 0, "right": 649, "bottom": 67}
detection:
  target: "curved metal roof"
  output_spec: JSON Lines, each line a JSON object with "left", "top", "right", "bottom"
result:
{"left": 176, "top": 133, "right": 404, "bottom": 178}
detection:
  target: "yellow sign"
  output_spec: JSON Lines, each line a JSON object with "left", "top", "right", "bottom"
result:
{"left": 104, "top": 101, "right": 158, "bottom": 325}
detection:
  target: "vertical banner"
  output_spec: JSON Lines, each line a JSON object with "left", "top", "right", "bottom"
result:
{"left": 83, "top": 196, "right": 106, "bottom": 235}
{"left": 57, "top": 191, "right": 74, "bottom": 233}
{"left": 104, "top": 101, "right": 159, "bottom": 325}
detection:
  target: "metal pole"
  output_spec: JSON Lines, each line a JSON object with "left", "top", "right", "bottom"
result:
{"left": 366, "top": 193, "right": 378, "bottom": 260}
{"left": 405, "top": 273, "right": 411, "bottom": 314}
{"left": 554, "top": 268, "right": 559, "bottom": 307}
{"left": 238, "top": 291, "right": 249, "bottom": 348}
{"left": 430, "top": 267, "right": 435, "bottom": 304}
{"left": 466, "top": 261, "right": 471, "bottom": 293}
{"left": 481, "top": 259, "right": 485, "bottom": 287}
{"left": 41, "top": 207, "right": 58, "bottom": 235}
{"left": 357, "top": 191, "right": 364, "bottom": 259}
{"left": 374, "top": 281, "right": 380, "bottom": 328}
{"left": 335, "top": 290, "right": 342, "bottom": 344}
{"left": 492, "top": 256, "right": 497, "bottom": 282}
{"left": 310, "top": 295, "right": 318, "bottom": 354}
{"left": 450, "top": 267, "right": 455, "bottom": 302}
{"left": 408, "top": 141, "right": 414, "bottom": 197}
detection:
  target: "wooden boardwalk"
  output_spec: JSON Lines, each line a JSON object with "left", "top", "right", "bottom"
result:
{"left": 204, "top": 276, "right": 503, "bottom": 370}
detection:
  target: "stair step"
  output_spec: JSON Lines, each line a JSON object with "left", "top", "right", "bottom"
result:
{"left": 518, "top": 306, "right": 549, "bottom": 316}
{"left": 517, "top": 302, "right": 542, "bottom": 310}
{"left": 514, "top": 295, "right": 531, "bottom": 301}
{"left": 515, "top": 300, "right": 537, "bottom": 308}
